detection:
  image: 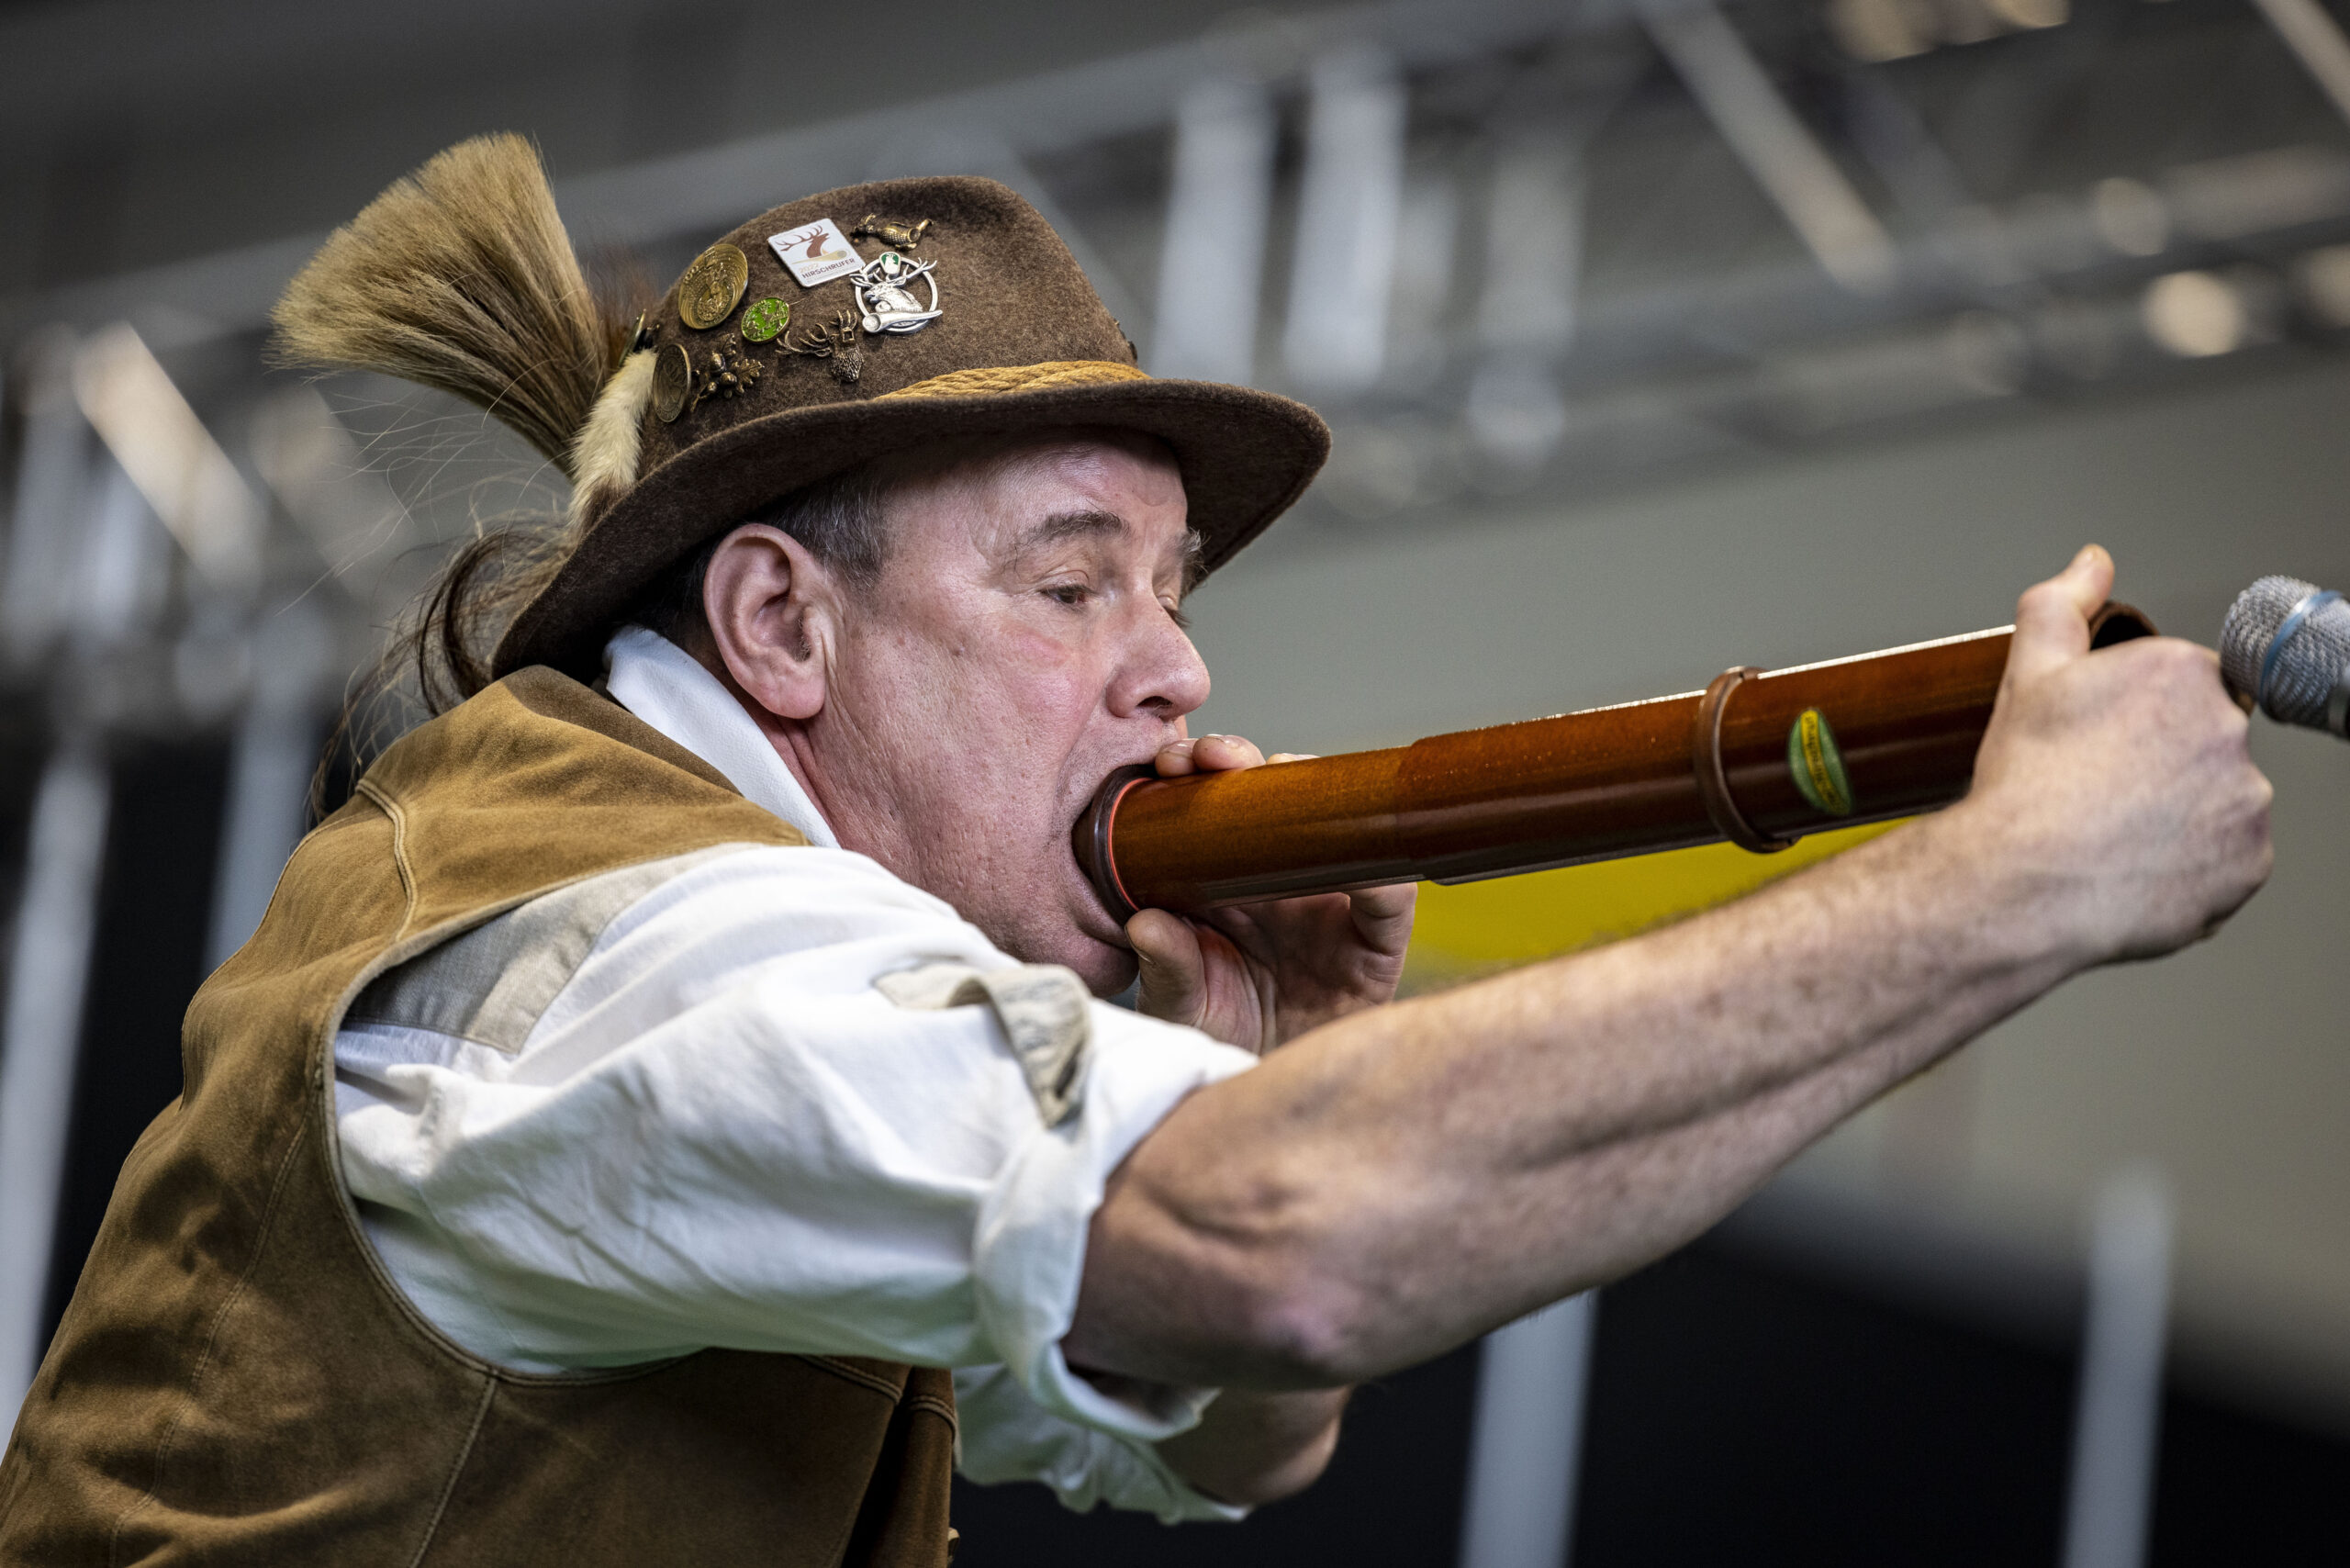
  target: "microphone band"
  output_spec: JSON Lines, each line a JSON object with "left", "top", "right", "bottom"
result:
{"left": 2258, "top": 588, "right": 2343, "bottom": 712}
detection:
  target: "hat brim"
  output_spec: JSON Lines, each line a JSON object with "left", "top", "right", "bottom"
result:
{"left": 493, "top": 377, "right": 1329, "bottom": 679}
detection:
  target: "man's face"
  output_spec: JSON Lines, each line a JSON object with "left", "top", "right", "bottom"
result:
{"left": 807, "top": 435, "right": 1207, "bottom": 992}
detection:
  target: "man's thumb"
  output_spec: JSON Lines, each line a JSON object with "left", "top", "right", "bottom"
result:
{"left": 1127, "top": 909, "right": 1207, "bottom": 1029}
{"left": 2006, "top": 543, "right": 2115, "bottom": 686}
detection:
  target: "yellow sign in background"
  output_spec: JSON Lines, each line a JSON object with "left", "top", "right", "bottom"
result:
{"left": 1402, "top": 820, "right": 1905, "bottom": 991}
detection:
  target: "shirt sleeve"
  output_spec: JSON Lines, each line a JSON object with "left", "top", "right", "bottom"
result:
{"left": 954, "top": 1364, "right": 1248, "bottom": 1525}
{"left": 332, "top": 843, "right": 1259, "bottom": 1517}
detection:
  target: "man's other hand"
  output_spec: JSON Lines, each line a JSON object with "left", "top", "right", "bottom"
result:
{"left": 1125, "top": 734, "right": 1416, "bottom": 1054}
{"left": 1963, "top": 543, "right": 2273, "bottom": 965}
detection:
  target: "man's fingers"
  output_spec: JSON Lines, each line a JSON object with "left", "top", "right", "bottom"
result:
{"left": 2006, "top": 543, "right": 2116, "bottom": 687}
{"left": 1154, "top": 735, "right": 1298, "bottom": 778}
{"left": 1347, "top": 880, "right": 1418, "bottom": 958}
{"left": 1154, "top": 736, "right": 1200, "bottom": 776}
{"left": 1128, "top": 908, "right": 1208, "bottom": 1028}
{"left": 1192, "top": 734, "right": 1268, "bottom": 772}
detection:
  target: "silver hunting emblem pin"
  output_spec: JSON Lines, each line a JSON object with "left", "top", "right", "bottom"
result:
{"left": 851, "top": 249, "right": 942, "bottom": 335}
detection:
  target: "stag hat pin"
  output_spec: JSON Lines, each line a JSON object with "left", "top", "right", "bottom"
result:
{"left": 851, "top": 249, "right": 942, "bottom": 335}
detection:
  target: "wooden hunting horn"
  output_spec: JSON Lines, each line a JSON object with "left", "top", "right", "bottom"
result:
{"left": 1073, "top": 604, "right": 2156, "bottom": 921}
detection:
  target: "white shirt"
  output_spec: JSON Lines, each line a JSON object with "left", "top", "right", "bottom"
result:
{"left": 330, "top": 626, "right": 1259, "bottom": 1522}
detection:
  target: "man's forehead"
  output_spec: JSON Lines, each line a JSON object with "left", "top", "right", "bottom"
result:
{"left": 963, "top": 439, "right": 1190, "bottom": 544}
{"left": 878, "top": 429, "right": 1195, "bottom": 572}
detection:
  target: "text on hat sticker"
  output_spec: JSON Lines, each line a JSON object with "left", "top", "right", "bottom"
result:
{"left": 768, "top": 218, "right": 863, "bottom": 288}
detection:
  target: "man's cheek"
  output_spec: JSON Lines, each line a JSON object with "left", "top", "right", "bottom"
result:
{"left": 996, "top": 612, "right": 1100, "bottom": 677}
{"left": 984, "top": 664, "right": 1099, "bottom": 759}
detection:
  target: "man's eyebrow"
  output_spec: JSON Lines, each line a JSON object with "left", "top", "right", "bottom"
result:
{"left": 1013, "top": 510, "right": 1126, "bottom": 552}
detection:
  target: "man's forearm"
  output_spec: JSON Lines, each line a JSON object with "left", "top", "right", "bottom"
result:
{"left": 1072, "top": 801, "right": 2084, "bottom": 1388}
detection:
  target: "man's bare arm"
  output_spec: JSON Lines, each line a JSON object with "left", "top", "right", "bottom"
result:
{"left": 1077, "top": 547, "right": 2271, "bottom": 1394}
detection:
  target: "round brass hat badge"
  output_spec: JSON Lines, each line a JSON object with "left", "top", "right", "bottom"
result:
{"left": 652, "top": 341, "right": 695, "bottom": 422}
{"left": 676, "top": 241, "right": 750, "bottom": 330}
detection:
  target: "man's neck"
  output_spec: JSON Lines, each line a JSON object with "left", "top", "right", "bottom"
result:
{"left": 601, "top": 627, "right": 839, "bottom": 848}
{"left": 693, "top": 644, "right": 848, "bottom": 841}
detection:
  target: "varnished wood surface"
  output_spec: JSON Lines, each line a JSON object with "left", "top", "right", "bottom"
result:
{"left": 1082, "top": 607, "right": 2153, "bottom": 917}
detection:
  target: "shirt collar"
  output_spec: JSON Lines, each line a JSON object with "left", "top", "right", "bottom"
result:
{"left": 602, "top": 626, "right": 840, "bottom": 848}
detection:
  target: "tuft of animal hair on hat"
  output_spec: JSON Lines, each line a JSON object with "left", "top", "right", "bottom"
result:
{"left": 271, "top": 133, "right": 632, "bottom": 484}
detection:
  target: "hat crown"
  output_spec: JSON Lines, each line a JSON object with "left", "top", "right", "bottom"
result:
{"left": 625, "top": 176, "right": 1134, "bottom": 516}
{"left": 496, "top": 174, "right": 1325, "bottom": 678}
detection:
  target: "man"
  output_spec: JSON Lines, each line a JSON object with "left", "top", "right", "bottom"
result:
{"left": 0, "top": 139, "right": 2269, "bottom": 1564}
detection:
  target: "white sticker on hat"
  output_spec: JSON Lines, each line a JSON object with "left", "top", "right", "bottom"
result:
{"left": 768, "top": 218, "right": 863, "bottom": 288}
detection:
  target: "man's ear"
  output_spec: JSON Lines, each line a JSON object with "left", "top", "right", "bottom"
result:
{"left": 701, "top": 523, "right": 835, "bottom": 722}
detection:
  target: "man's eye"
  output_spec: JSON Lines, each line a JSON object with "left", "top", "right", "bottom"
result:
{"left": 1045, "top": 584, "right": 1091, "bottom": 607}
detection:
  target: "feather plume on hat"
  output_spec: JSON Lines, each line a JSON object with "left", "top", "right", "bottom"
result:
{"left": 270, "top": 133, "right": 648, "bottom": 517}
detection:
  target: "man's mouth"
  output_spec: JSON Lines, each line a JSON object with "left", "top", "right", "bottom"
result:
{"left": 1065, "top": 756, "right": 1158, "bottom": 940}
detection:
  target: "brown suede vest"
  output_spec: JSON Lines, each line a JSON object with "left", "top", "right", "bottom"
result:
{"left": 0, "top": 669, "right": 956, "bottom": 1567}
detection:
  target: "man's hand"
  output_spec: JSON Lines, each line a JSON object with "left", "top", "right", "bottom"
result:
{"left": 1125, "top": 734, "right": 1416, "bottom": 1054}
{"left": 1961, "top": 543, "right": 2273, "bottom": 965}
{"left": 1157, "top": 1386, "right": 1351, "bottom": 1507}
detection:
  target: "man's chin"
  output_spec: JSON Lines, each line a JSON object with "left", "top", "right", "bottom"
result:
{"left": 1029, "top": 925, "right": 1138, "bottom": 999}
{"left": 1076, "top": 944, "right": 1139, "bottom": 1001}
{"left": 977, "top": 902, "right": 1137, "bottom": 998}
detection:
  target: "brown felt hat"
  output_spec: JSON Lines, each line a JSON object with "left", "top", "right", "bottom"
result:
{"left": 491, "top": 175, "right": 1328, "bottom": 678}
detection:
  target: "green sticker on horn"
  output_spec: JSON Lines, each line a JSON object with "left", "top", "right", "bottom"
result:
{"left": 1787, "top": 708, "right": 1854, "bottom": 817}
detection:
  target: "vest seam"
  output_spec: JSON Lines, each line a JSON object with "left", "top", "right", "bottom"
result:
{"left": 355, "top": 778, "right": 417, "bottom": 936}
{"left": 903, "top": 1394, "right": 957, "bottom": 1430}
{"left": 404, "top": 1371, "right": 498, "bottom": 1568}
{"left": 803, "top": 1355, "right": 912, "bottom": 1402}
{"left": 106, "top": 1117, "right": 316, "bottom": 1568}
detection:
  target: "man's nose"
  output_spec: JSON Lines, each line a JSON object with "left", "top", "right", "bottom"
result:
{"left": 1108, "top": 602, "right": 1211, "bottom": 721}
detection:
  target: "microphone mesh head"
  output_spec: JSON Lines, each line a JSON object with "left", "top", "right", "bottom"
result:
{"left": 2220, "top": 575, "right": 2350, "bottom": 730}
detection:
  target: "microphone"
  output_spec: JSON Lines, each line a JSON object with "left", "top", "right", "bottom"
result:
{"left": 2220, "top": 577, "right": 2350, "bottom": 738}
